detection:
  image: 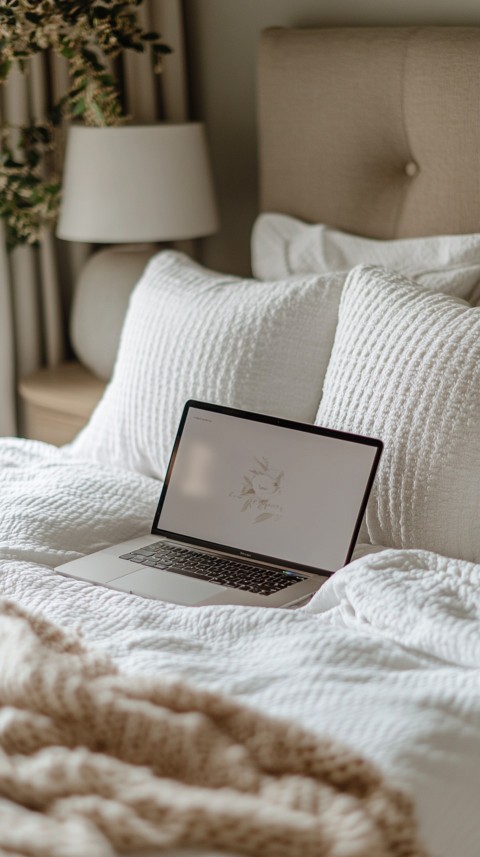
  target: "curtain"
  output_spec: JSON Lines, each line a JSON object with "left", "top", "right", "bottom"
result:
{"left": 0, "top": 0, "right": 189, "bottom": 436}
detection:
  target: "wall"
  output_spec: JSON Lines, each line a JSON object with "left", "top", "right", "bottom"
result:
{"left": 184, "top": 0, "right": 480, "bottom": 275}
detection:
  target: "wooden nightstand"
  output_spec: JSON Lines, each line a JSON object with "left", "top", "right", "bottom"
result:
{"left": 18, "top": 361, "right": 106, "bottom": 446}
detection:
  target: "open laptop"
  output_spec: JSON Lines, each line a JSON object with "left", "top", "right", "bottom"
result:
{"left": 56, "top": 401, "right": 382, "bottom": 608}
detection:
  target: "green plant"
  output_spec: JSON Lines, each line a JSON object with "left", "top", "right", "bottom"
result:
{"left": 0, "top": 1, "right": 171, "bottom": 249}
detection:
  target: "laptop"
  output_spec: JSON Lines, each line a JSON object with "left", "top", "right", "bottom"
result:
{"left": 56, "top": 401, "right": 382, "bottom": 608}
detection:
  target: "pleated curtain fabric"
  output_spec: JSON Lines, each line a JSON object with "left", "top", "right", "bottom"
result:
{"left": 0, "top": 0, "right": 188, "bottom": 436}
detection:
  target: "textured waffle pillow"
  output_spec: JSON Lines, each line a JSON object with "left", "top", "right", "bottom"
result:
{"left": 316, "top": 264, "right": 480, "bottom": 563}
{"left": 252, "top": 213, "right": 480, "bottom": 301}
{"left": 70, "top": 251, "right": 344, "bottom": 480}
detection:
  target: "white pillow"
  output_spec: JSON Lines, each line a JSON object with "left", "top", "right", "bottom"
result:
{"left": 70, "top": 251, "right": 344, "bottom": 480}
{"left": 252, "top": 213, "right": 480, "bottom": 300}
{"left": 316, "top": 264, "right": 480, "bottom": 564}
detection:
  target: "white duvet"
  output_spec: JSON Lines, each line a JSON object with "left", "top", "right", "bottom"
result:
{"left": 0, "top": 438, "right": 479, "bottom": 857}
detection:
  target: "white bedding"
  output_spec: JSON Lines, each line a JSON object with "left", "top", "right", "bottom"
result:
{"left": 1, "top": 438, "right": 479, "bottom": 857}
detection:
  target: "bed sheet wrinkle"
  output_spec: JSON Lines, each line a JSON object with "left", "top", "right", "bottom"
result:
{"left": 1, "top": 560, "right": 480, "bottom": 857}
{"left": 309, "top": 549, "right": 480, "bottom": 668}
{"left": 1, "top": 440, "right": 480, "bottom": 857}
{"left": 0, "top": 439, "right": 161, "bottom": 566}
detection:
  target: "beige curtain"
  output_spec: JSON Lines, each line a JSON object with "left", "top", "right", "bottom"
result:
{"left": 0, "top": 0, "right": 188, "bottom": 436}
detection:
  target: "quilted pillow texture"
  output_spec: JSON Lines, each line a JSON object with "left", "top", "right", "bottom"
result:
{"left": 70, "top": 251, "right": 344, "bottom": 480}
{"left": 252, "top": 213, "right": 480, "bottom": 301}
{"left": 316, "top": 265, "right": 480, "bottom": 564}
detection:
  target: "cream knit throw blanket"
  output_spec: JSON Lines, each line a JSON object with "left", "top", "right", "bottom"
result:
{"left": 0, "top": 599, "right": 428, "bottom": 857}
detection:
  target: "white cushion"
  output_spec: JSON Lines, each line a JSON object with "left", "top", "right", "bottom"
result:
{"left": 70, "top": 251, "right": 344, "bottom": 480}
{"left": 252, "top": 213, "right": 480, "bottom": 300}
{"left": 316, "top": 265, "right": 480, "bottom": 564}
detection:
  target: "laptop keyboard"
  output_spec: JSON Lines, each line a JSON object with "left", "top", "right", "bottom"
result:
{"left": 120, "top": 542, "right": 306, "bottom": 596}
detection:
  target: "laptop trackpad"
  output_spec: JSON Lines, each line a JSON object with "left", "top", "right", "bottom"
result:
{"left": 110, "top": 567, "right": 225, "bottom": 605}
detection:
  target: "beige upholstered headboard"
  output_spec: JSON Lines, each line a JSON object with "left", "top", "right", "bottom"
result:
{"left": 258, "top": 27, "right": 480, "bottom": 239}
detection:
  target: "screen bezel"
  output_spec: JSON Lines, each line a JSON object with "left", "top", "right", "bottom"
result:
{"left": 151, "top": 400, "right": 383, "bottom": 576}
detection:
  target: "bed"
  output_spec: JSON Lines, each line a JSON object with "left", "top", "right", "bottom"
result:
{"left": 1, "top": 26, "right": 480, "bottom": 857}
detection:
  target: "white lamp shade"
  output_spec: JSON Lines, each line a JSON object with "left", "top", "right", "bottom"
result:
{"left": 57, "top": 123, "right": 219, "bottom": 242}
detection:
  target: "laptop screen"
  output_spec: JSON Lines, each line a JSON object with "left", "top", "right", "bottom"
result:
{"left": 153, "top": 403, "right": 382, "bottom": 575}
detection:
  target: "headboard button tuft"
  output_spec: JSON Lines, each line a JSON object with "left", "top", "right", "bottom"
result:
{"left": 405, "top": 161, "right": 419, "bottom": 177}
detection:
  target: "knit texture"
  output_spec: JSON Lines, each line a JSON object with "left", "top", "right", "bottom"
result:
{"left": 0, "top": 597, "right": 428, "bottom": 857}
{"left": 316, "top": 265, "right": 480, "bottom": 562}
{"left": 70, "top": 251, "right": 343, "bottom": 480}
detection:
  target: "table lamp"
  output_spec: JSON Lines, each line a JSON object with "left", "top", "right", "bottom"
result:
{"left": 57, "top": 123, "right": 219, "bottom": 380}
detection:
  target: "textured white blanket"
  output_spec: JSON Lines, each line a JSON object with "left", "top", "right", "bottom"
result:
{"left": 0, "top": 598, "right": 427, "bottom": 857}
{"left": 1, "top": 439, "right": 480, "bottom": 857}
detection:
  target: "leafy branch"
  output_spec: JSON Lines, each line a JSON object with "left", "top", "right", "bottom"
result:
{"left": 0, "top": 0, "right": 172, "bottom": 249}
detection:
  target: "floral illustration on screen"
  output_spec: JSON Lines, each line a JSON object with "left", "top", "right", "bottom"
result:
{"left": 230, "top": 457, "right": 284, "bottom": 524}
